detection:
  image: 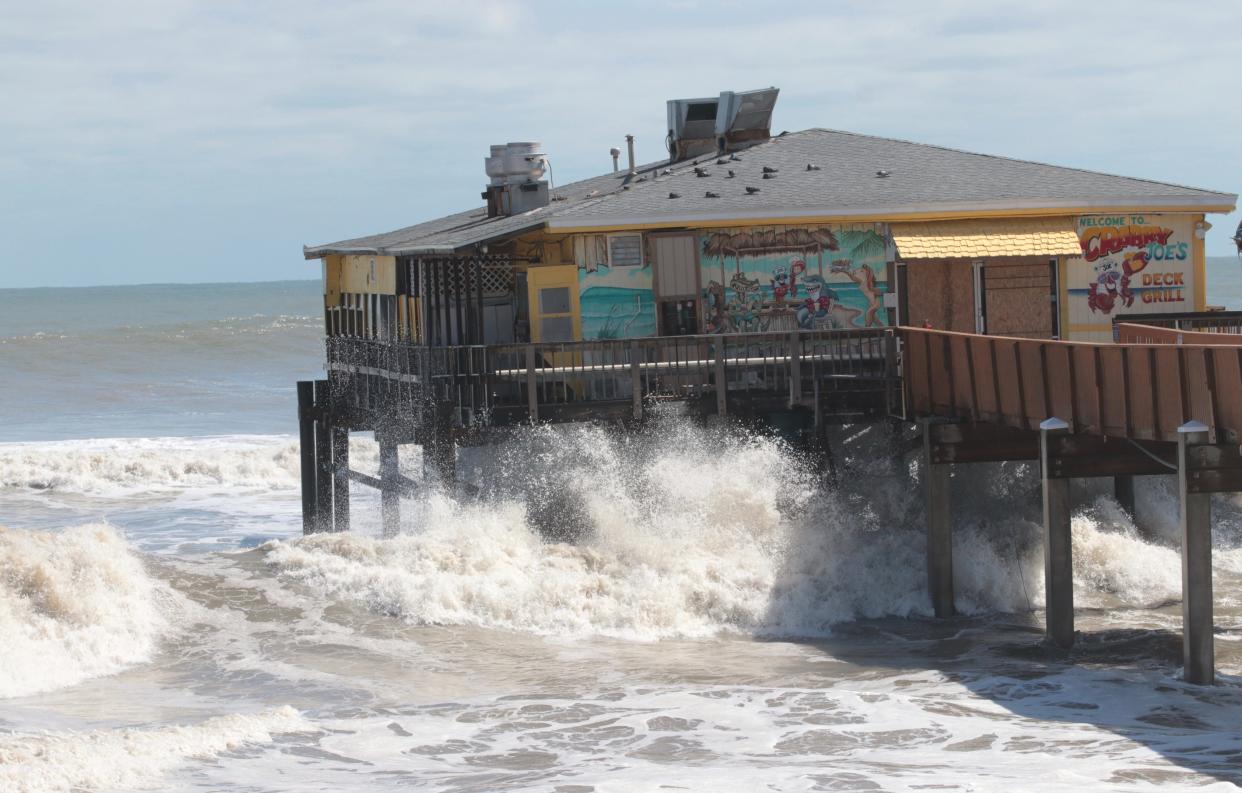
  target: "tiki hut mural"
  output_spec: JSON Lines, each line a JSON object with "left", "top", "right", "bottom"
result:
{"left": 700, "top": 226, "right": 889, "bottom": 333}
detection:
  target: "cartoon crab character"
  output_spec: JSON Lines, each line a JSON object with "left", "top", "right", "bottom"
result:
{"left": 1088, "top": 253, "right": 1150, "bottom": 314}
{"left": 1117, "top": 251, "right": 1149, "bottom": 308}
{"left": 770, "top": 257, "right": 807, "bottom": 302}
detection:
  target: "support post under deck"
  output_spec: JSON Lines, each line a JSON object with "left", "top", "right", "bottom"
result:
{"left": 313, "top": 380, "right": 333, "bottom": 533}
{"left": 297, "top": 381, "right": 318, "bottom": 535}
{"left": 331, "top": 424, "right": 350, "bottom": 533}
{"left": 379, "top": 434, "right": 400, "bottom": 538}
{"left": 1040, "top": 418, "right": 1074, "bottom": 649}
{"left": 1178, "top": 421, "right": 1214, "bottom": 685}
{"left": 424, "top": 409, "right": 457, "bottom": 487}
{"left": 1114, "top": 475, "right": 1136, "bottom": 519}
{"left": 923, "top": 420, "right": 954, "bottom": 618}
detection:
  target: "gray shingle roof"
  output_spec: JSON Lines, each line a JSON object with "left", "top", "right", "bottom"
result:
{"left": 302, "top": 163, "right": 662, "bottom": 259}
{"left": 305, "top": 128, "right": 1236, "bottom": 258}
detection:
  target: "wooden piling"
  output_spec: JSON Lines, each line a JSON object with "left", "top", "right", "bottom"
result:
{"left": 1178, "top": 421, "right": 1214, "bottom": 685}
{"left": 331, "top": 424, "right": 350, "bottom": 532}
{"left": 313, "top": 380, "right": 333, "bottom": 533}
{"left": 788, "top": 331, "right": 802, "bottom": 407}
{"left": 923, "top": 420, "right": 954, "bottom": 618}
{"left": 714, "top": 341, "right": 727, "bottom": 419}
{"left": 379, "top": 433, "right": 400, "bottom": 538}
{"left": 630, "top": 340, "right": 643, "bottom": 421}
{"left": 1114, "top": 475, "right": 1136, "bottom": 519}
{"left": 297, "top": 381, "right": 318, "bottom": 535}
{"left": 1040, "top": 417, "right": 1074, "bottom": 649}
{"left": 424, "top": 409, "right": 457, "bottom": 487}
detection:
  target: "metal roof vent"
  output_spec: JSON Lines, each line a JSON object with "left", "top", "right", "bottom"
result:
{"left": 482, "top": 142, "right": 549, "bottom": 217}
{"left": 666, "top": 87, "right": 779, "bottom": 162}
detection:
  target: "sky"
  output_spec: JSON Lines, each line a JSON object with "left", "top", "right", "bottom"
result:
{"left": 1, "top": 0, "right": 1240, "bottom": 289}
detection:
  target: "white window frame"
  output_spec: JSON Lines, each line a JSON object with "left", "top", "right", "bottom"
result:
{"left": 605, "top": 233, "right": 644, "bottom": 268}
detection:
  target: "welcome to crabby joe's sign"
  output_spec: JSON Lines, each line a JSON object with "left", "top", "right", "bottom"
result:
{"left": 1071, "top": 214, "right": 1193, "bottom": 318}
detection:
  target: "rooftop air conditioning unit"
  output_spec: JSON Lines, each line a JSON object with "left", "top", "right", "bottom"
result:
{"left": 666, "top": 87, "right": 779, "bottom": 162}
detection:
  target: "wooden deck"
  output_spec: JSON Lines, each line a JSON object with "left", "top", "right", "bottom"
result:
{"left": 324, "top": 327, "right": 899, "bottom": 432}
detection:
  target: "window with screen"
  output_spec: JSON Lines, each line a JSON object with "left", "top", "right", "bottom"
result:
{"left": 607, "top": 234, "right": 643, "bottom": 267}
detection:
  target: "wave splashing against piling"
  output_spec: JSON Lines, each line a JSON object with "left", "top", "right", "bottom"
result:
{"left": 263, "top": 418, "right": 1198, "bottom": 640}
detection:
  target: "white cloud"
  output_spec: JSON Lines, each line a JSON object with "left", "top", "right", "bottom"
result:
{"left": 0, "top": 0, "right": 1239, "bottom": 286}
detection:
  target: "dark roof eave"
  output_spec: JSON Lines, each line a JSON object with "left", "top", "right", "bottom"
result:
{"left": 303, "top": 219, "right": 549, "bottom": 260}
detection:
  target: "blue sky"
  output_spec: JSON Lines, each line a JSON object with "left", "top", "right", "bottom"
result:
{"left": 1, "top": 0, "right": 1239, "bottom": 288}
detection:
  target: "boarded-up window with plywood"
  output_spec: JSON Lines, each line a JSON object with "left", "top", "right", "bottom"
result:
{"left": 983, "top": 259, "right": 1054, "bottom": 338}
{"left": 905, "top": 260, "right": 975, "bottom": 333}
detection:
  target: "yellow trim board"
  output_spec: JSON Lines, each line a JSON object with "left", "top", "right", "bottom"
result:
{"left": 1193, "top": 213, "right": 1207, "bottom": 310}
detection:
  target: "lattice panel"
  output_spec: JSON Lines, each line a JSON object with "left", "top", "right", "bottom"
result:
{"left": 422, "top": 258, "right": 515, "bottom": 299}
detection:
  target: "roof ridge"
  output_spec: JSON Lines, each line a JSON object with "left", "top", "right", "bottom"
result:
{"left": 558, "top": 132, "right": 807, "bottom": 213}
{"left": 799, "top": 128, "right": 1234, "bottom": 198}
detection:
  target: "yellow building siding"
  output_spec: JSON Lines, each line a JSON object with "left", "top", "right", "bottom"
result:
{"left": 323, "top": 254, "right": 396, "bottom": 302}
{"left": 891, "top": 218, "right": 1081, "bottom": 260}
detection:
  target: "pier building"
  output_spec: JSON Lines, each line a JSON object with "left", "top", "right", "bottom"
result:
{"left": 297, "top": 88, "right": 1238, "bottom": 683}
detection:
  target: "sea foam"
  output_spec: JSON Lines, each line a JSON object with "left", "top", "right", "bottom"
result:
{"left": 0, "top": 524, "right": 174, "bottom": 698}
{"left": 0, "top": 706, "right": 309, "bottom": 793}
{"left": 0, "top": 436, "right": 304, "bottom": 495}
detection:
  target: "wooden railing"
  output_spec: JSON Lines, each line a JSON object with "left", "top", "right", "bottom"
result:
{"left": 328, "top": 328, "right": 898, "bottom": 427}
{"left": 1117, "top": 322, "right": 1242, "bottom": 346}
{"left": 902, "top": 326, "right": 1242, "bottom": 443}
{"left": 1113, "top": 310, "right": 1242, "bottom": 339}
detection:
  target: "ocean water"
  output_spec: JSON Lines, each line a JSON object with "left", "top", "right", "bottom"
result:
{"left": 3, "top": 276, "right": 1242, "bottom": 792}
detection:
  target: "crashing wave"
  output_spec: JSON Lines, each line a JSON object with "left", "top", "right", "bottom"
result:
{"left": 0, "top": 706, "right": 308, "bottom": 793}
{"left": 263, "top": 421, "right": 1190, "bottom": 640}
{"left": 0, "top": 524, "right": 175, "bottom": 698}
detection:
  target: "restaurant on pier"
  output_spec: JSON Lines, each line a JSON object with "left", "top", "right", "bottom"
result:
{"left": 297, "top": 88, "right": 1241, "bottom": 685}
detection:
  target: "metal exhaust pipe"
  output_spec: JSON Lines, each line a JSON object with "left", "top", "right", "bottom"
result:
{"left": 625, "top": 134, "right": 636, "bottom": 176}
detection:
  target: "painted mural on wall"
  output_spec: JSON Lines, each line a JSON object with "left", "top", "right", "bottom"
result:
{"left": 699, "top": 226, "right": 889, "bottom": 333}
{"left": 574, "top": 235, "right": 657, "bottom": 339}
{"left": 1068, "top": 214, "right": 1194, "bottom": 321}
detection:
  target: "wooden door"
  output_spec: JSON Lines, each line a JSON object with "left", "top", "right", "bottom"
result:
{"left": 652, "top": 234, "right": 701, "bottom": 336}
{"left": 526, "top": 265, "right": 581, "bottom": 342}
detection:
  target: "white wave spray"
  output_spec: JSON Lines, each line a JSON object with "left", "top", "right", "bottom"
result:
{"left": 0, "top": 524, "right": 175, "bottom": 698}
{"left": 0, "top": 706, "right": 309, "bottom": 793}
{"left": 263, "top": 418, "right": 1203, "bottom": 640}
{"left": 0, "top": 436, "right": 305, "bottom": 495}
